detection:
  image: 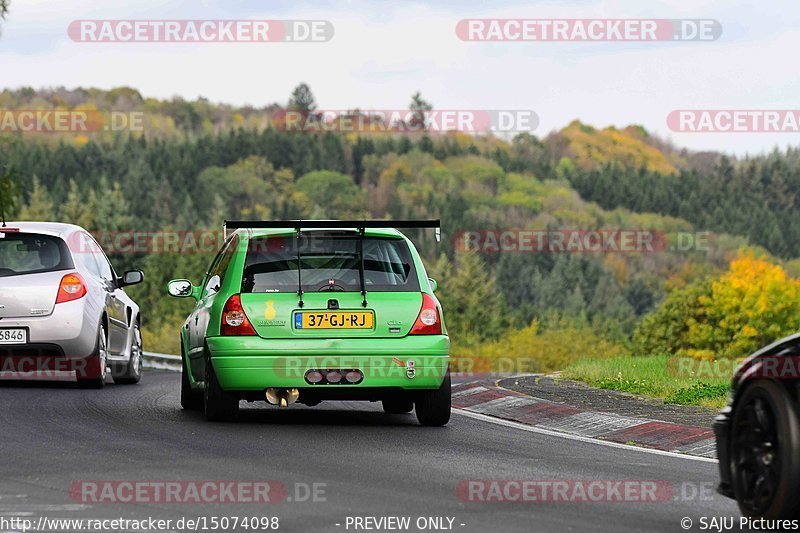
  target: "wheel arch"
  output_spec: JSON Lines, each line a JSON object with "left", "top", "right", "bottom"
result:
{"left": 100, "top": 311, "right": 109, "bottom": 336}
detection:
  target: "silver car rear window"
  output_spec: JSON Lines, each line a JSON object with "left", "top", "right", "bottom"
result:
{"left": 0, "top": 232, "right": 74, "bottom": 277}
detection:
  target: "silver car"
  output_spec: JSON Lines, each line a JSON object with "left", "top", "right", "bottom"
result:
{"left": 0, "top": 222, "right": 144, "bottom": 387}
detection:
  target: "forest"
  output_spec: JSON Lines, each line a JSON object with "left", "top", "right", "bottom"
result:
{"left": 1, "top": 85, "right": 798, "bottom": 400}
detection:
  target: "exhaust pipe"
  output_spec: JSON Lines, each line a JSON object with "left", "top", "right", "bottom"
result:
{"left": 265, "top": 388, "right": 299, "bottom": 408}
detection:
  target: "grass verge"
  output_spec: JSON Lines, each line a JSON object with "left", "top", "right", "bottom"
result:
{"left": 563, "top": 355, "right": 731, "bottom": 409}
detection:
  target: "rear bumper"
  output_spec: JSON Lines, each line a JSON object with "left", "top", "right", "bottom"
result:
{"left": 206, "top": 335, "right": 450, "bottom": 391}
{"left": 0, "top": 299, "right": 101, "bottom": 380}
{"left": 0, "top": 298, "right": 98, "bottom": 358}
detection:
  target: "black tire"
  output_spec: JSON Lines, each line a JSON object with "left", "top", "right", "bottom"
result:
{"left": 731, "top": 380, "right": 800, "bottom": 519}
{"left": 180, "top": 347, "right": 203, "bottom": 411}
{"left": 382, "top": 398, "right": 414, "bottom": 414}
{"left": 77, "top": 325, "right": 107, "bottom": 389}
{"left": 415, "top": 372, "right": 451, "bottom": 426}
{"left": 113, "top": 322, "right": 143, "bottom": 385}
{"left": 204, "top": 355, "right": 238, "bottom": 422}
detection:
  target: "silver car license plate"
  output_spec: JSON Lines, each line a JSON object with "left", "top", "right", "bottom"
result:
{"left": 0, "top": 328, "right": 27, "bottom": 344}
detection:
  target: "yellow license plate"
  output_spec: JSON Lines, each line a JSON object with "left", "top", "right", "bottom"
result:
{"left": 294, "top": 311, "right": 374, "bottom": 329}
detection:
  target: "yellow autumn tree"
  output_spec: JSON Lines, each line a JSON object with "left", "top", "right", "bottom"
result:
{"left": 557, "top": 120, "right": 679, "bottom": 175}
{"left": 684, "top": 252, "right": 800, "bottom": 358}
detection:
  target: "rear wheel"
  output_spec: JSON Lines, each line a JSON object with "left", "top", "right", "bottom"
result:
{"left": 204, "top": 355, "right": 238, "bottom": 421}
{"left": 180, "top": 347, "right": 203, "bottom": 411}
{"left": 415, "top": 372, "right": 451, "bottom": 426}
{"left": 113, "top": 322, "right": 142, "bottom": 385}
{"left": 731, "top": 380, "right": 800, "bottom": 519}
{"left": 77, "top": 325, "right": 107, "bottom": 389}
{"left": 382, "top": 399, "right": 414, "bottom": 414}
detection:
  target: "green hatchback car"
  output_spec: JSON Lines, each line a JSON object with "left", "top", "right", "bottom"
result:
{"left": 168, "top": 220, "right": 451, "bottom": 425}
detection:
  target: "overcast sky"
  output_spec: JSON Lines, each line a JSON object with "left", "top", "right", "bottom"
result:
{"left": 1, "top": 0, "right": 799, "bottom": 156}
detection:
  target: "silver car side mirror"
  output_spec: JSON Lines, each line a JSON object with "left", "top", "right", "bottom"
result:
{"left": 122, "top": 270, "right": 144, "bottom": 286}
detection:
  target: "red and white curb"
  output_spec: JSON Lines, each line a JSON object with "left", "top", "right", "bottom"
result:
{"left": 452, "top": 380, "right": 717, "bottom": 459}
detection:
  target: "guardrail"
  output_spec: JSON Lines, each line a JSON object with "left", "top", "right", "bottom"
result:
{"left": 143, "top": 351, "right": 182, "bottom": 372}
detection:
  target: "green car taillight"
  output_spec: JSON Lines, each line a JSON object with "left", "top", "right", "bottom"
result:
{"left": 409, "top": 293, "right": 442, "bottom": 335}
{"left": 221, "top": 294, "right": 257, "bottom": 336}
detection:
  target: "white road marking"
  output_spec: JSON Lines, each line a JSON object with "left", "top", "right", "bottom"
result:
{"left": 451, "top": 386, "right": 488, "bottom": 398}
{"left": 466, "top": 395, "right": 540, "bottom": 414}
{"left": 674, "top": 437, "right": 718, "bottom": 457}
{"left": 453, "top": 408, "right": 718, "bottom": 464}
{"left": 538, "top": 411, "right": 650, "bottom": 438}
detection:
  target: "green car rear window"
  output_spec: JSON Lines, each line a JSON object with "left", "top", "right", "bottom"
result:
{"left": 241, "top": 234, "right": 420, "bottom": 293}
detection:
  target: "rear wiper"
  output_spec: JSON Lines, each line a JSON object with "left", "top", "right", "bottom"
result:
{"left": 295, "top": 227, "right": 304, "bottom": 308}
{"left": 358, "top": 227, "right": 367, "bottom": 308}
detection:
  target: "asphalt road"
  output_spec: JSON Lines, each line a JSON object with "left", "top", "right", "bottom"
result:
{"left": 0, "top": 371, "right": 740, "bottom": 533}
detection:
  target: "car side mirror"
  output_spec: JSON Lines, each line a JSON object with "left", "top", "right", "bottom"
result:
{"left": 121, "top": 270, "right": 144, "bottom": 287}
{"left": 168, "top": 279, "right": 196, "bottom": 299}
{"left": 428, "top": 278, "right": 438, "bottom": 292}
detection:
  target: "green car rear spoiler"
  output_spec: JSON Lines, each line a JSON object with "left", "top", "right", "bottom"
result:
{"left": 223, "top": 220, "right": 441, "bottom": 309}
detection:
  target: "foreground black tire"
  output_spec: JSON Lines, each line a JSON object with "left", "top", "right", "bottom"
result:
{"left": 77, "top": 326, "right": 107, "bottom": 389}
{"left": 113, "top": 323, "right": 142, "bottom": 385}
{"left": 731, "top": 380, "right": 800, "bottom": 519}
{"left": 415, "top": 372, "right": 451, "bottom": 426}
{"left": 204, "top": 356, "right": 238, "bottom": 421}
{"left": 382, "top": 399, "right": 414, "bottom": 414}
{"left": 180, "top": 349, "right": 203, "bottom": 411}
